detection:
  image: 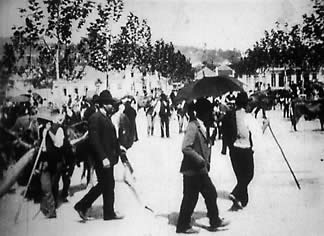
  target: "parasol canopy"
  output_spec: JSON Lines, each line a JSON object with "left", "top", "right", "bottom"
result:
{"left": 175, "top": 76, "right": 244, "bottom": 104}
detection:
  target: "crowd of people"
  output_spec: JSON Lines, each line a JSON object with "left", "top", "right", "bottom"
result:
{"left": 1, "top": 82, "right": 323, "bottom": 233}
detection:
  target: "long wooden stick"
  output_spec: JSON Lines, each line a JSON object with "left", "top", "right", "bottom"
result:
{"left": 268, "top": 124, "right": 301, "bottom": 190}
{"left": 0, "top": 148, "right": 36, "bottom": 198}
{"left": 14, "top": 136, "right": 46, "bottom": 224}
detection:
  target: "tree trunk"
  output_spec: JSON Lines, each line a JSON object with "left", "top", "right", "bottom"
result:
{"left": 56, "top": 46, "right": 60, "bottom": 80}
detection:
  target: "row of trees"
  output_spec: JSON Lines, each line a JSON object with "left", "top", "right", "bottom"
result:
{"left": 1, "top": 0, "right": 194, "bottom": 88}
{"left": 233, "top": 0, "right": 323, "bottom": 78}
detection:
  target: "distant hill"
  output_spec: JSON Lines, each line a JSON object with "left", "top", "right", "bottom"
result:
{"left": 174, "top": 45, "right": 242, "bottom": 68}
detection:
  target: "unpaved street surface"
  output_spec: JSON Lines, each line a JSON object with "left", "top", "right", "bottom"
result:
{"left": 1, "top": 110, "right": 324, "bottom": 236}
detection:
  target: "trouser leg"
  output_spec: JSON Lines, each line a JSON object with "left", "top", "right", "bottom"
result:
{"left": 200, "top": 174, "right": 219, "bottom": 226}
{"left": 100, "top": 167, "right": 115, "bottom": 219}
{"left": 52, "top": 162, "right": 63, "bottom": 206}
{"left": 147, "top": 115, "right": 152, "bottom": 136}
{"left": 61, "top": 164, "right": 74, "bottom": 198}
{"left": 178, "top": 114, "right": 184, "bottom": 133}
{"left": 160, "top": 117, "right": 165, "bottom": 137}
{"left": 75, "top": 164, "right": 105, "bottom": 211}
{"left": 40, "top": 171, "right": 56, "bottom": 217}
{"left": 165, "top": 118, "right": 170, "bottom": 137}
{"left": 176, "top": 176, "right": 199, "bottom": 232}
{"left": 230, "top": 147, "right": 254, "bottom": 207}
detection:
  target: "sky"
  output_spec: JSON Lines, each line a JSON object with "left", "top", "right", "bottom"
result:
{"left": 0, "top": 0, "right": 313, "bottom": 51}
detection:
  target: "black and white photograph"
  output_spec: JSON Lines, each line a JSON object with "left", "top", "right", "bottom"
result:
{"left": 0, "top": 0, "right": 323, "bottom": 235}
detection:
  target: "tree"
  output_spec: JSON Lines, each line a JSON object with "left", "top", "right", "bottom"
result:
{"left": 85, "top": 0, "right": 124, "bottom": 88}
{"left": 10, "top": 0, "right": 95, "bottom": 87}
{"left": 302, "top": 0, "right": 324, "bottom": 70}
{"left": 11, "top": 0, "right": 45, "bottom": 67}
{"left": 44, "top": 0, "right": 95, "bottom": 80}
{"left": 114, "top": 12, "right": 152, "bottom": 72}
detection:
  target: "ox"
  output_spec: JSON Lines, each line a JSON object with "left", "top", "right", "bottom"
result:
{"left": 291, "top": 98, "right": 324, "bottom": 131}
{"left": 247, "top": 91, "right": 275, "bottom": 118}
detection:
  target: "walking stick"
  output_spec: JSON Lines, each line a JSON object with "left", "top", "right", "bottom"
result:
{"left": 123, "top": 179, "right": 154, "bottom": 213}
{"left": 268, "top": 124, "right": 301, "bottom": 190}
{"left": 14, "top": 136, "right": 46, "bottom": 224}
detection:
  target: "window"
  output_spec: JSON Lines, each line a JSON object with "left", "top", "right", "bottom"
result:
{"left": 63, "top": 88, "right": 67, "bottom": 96}
{"left": 271, "top": 73, "right": 276, "bottom": 87}
{"left": 278, "top": 72, "right": 284, "bottom": 87}
{"left": 75, "top": 88, "right": 78, "bottom": 94}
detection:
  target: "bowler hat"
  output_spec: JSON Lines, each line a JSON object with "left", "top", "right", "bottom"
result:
{"left": 98, "top": 90, "right": 117, "bottom": 105}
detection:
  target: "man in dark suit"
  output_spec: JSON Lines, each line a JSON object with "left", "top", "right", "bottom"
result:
{"left": 176, "top": 98, "right": 229, "bottom": 234}
{"left": 74, "top": 90, "right": 124, "bottom": 221}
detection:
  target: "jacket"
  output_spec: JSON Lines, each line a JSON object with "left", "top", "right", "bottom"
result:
{"left": 88, "top": 111, "right": 120, "bottom": 166}
{"left": 180, "top": 120, "right": 211, "bottom": 175}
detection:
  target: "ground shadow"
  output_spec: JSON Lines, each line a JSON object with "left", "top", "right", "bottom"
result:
{"left": 156, "top": 211, "right": 206, "bottom": 226}
{"left": 87, "top": 205, "right": 103, "bottom": 219}
{"left": 68, "top": 183, "right": 88, "bottom": 197}
{"left": 156, "top": 211, "right": 229, "bottom": 232}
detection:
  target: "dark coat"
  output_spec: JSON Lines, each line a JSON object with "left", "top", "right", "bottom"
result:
{"left": 124, "top": 103, "right": 137, "bottom": 142}
{"left": 180, "top": 120, "right": 211, "bottom": 175}
{"left": 118, "top": 113, "right": 133, "bottom": 150}
{"left": 88, "top": 111, "right": 120, "bottom": 166}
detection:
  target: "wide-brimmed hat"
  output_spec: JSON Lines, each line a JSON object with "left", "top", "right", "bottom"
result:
{"left": 37, "top": 108, "right": 64, "bottom": 123}
{"left": 98, "top": 90, "right": 118, "bottom": 105}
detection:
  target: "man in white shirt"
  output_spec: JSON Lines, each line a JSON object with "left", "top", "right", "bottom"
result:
{"left": 228, "top": 92, "right": 269, "bottom": 211}
{"left": 38, "top": 110, "right": 65, "bottom": 218}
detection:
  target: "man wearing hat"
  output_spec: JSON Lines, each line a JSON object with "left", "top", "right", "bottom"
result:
{"left": 176, "top": 98, "right": 229, "bottom": 234}
{"left": 74, "top": 90, "right": 124, "bottom": 221}
{"left": 37, "top": 109, "right": 66, "bottom": 218}
{"left": 227, "top": 91, "right": 269, "bottom": 211}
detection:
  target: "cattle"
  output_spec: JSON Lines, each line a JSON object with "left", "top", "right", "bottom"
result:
{"left": 291, "top": 98, "right": 324, "bottom": 131}
{"left": 247, "top": 91, "right": 275, "bottom": 118}
{"left": 64, "top": 121, "right": 94, "bottom": 186}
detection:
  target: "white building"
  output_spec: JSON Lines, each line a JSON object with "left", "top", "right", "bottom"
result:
{"left": 239, "top": 67, "right": 324, "bottom": 91}
{"left": 216, "top": 65, "right": 235, "bottom": 77}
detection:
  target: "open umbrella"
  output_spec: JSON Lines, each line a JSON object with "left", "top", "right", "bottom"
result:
{"left": 175, "top": 76, "right": 244, "bottom": 104}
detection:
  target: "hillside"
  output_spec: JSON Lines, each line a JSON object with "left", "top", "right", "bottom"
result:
{"left": 174, "top": 45, "right": 242, "bottom": 67}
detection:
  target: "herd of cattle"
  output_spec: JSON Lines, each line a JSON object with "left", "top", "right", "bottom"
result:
{"left": 0, "top": 86, "right": 323, "bottom": 198}
{"left": 248, "top": 89, "right": 324, "bottom": 131}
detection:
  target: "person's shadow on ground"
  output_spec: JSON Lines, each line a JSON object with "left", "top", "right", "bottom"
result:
{"left": 87, "top": 205, "right": 103, "bottom": 219}
{"left": 157, "top": 211, "right": 228, "bottom": 232}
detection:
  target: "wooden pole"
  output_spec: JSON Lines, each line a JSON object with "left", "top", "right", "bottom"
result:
{"left": 0, "top": 148, "right": 36, "bottom": 198}
{"left": 269, "top": 124, "right": 301, "bottom": 190}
